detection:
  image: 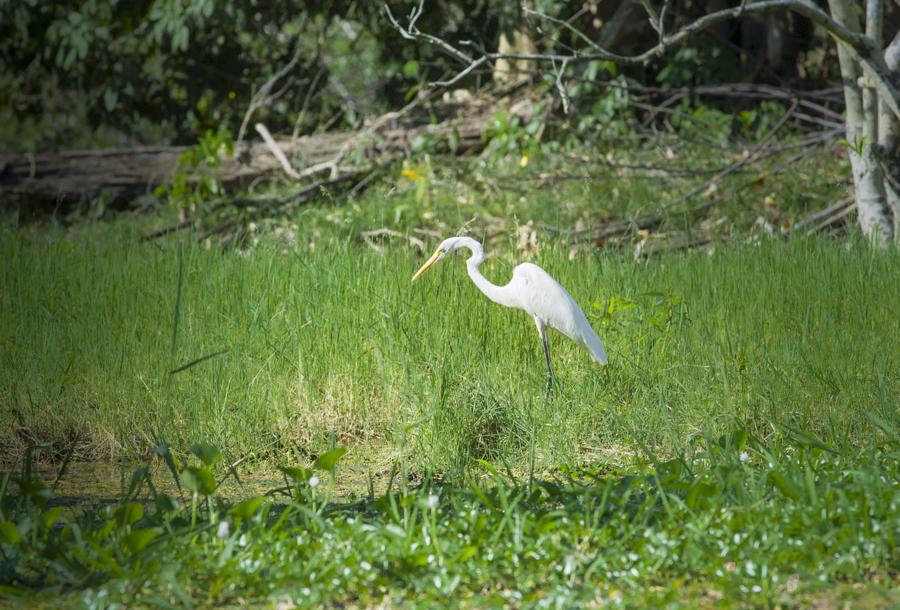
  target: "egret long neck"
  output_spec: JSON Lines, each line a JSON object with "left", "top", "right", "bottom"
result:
{"left": 459, "top": 238, "right": 518, "bottom": 308}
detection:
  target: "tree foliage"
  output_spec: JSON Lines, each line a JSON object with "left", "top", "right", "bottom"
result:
{"left": 0, "top": 1, "right": 509, "bottom": 151}
{"left": 0, "top": 0, "right": 858, "bottom": 154}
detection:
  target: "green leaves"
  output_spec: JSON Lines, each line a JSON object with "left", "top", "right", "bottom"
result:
{"left": 0, "top": 521, "right": 21, "bottom": 545}
{"left": 402, "top": 60, "right": 420, "bottom": 78}
{"left": 41, "top": 507, "right": 65, "bottom": 529}
{"left": 115, "top": 502, "right": 144, "bottom": 526}
{"left": 172, "top": 23, "right": 190, "bottom": 52}
{"left": 190, "top": 443, "right": 223, "bottom": 467}
{"left": 314, "top": 447, "right": 348, "bottom": 472}
{"left": 0, "top": 432, "right": 895, "bottom": 608}
{"left": 156, "top": 493, "right": 180, "bottom": 515}
{"left": 229, "top": 496, "right": 266, "bottom": 521}
{"left": 276, "top": 447, "right": 349, "bottom": 503}
{"left": 279, "top": 466, "right": 313, "bottom": 485}
{"left": 124, "top": 528, "right": 159, "bottom": 553}
{"left": 181, "top": 466, "right": 217, "bottom": 496}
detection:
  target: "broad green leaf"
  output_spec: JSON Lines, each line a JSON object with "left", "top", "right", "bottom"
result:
{"left": 124, "top": 528, "right": 158, "bottom": 553}
{"left": 402, "top": 60, "right": 419, "bottom": 78}
{"left": 656, "top": 458, "right": 684, "bottom": 482}
{"left": 279, "top": 466, "right": 312, "bottom": 484}
{"left": 686, "top": 481, "right": 718, "bottom": 510}
{"left": 41, "top": 506, "right": 65, "bottom": 529}
{"left": 0, "top": 522, "right": 20, "bottom": 545}
{"left": 768, "top": 470, "right": 804, "bottom": 501}
{"left": 716, "top": 429, "right": 748, "bottom": 451}
{"left": 229, "top": 496, "right": 265, "bottom": 520}
{"left": 458, "top": 545, "right": 478, "bottom": 561}
{"left": 190, "top": 443, "right": 223, "bottom": 466}
{"left": 115, "top": 502, "right": 144, "bottom": 526}
{"left": 313, "top": 447, "right": 348, "bottom": 472}
{"left": 96, "top": 519, "right": 115, "bottom": 541}
{"left": 182, "top": 466, "right": 217, "bottom": 496}
{"left": 155, "top": 493, "right": 180, "bottom": 514}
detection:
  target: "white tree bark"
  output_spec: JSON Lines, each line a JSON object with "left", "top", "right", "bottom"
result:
{"left": 829, "top": 0, "right": 893, "bottom": 244}
{"left": 879, "top": 30, "right": 900, "bottom": 236}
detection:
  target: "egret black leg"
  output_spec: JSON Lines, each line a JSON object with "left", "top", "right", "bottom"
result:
{"left": 542, "top": 333, "right": 554, "bottom": 392}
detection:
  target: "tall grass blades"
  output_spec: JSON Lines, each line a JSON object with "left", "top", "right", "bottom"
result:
{"left": 1, "top": 227, "right": 897, "bottom": 470}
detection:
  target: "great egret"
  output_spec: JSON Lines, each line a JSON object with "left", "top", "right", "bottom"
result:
{"left": 411, "top": 236, "right": 607, "bottom": 389}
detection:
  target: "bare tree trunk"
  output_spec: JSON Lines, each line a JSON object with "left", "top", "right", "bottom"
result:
{"left": 828, "top": 0, "right": 893, "bottom": 244}
{"left": 879, "top": 29, "right": 900, "bottom": 237}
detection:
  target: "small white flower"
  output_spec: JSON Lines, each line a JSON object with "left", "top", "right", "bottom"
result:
{"left": 427, "top": 494, "right": 439, "bottom": 509}
{"left": 217, "top": 520, "right": 230, "bottom": 538}
{"left": 360, "top": 560, "right": 372, "bottom": 571}
{"left": 239, "top": 533, "right": 248, "bottom": 547}
{"left": 309, "top": 475, "right": 320, "bottom": 488}
{"left": 739, "top": 451, "right": 750, "bottom": 462}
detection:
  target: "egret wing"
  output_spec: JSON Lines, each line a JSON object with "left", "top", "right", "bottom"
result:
{"left": 510, "top": 263, "right": 607, "bottom": 364}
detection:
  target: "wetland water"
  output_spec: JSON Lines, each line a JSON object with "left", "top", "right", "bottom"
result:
{"left": 12, "top": 460, "right": 390, "bottom": 508}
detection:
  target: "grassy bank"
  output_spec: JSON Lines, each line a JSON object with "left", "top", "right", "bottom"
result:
{"left": 0, "top": 142, "right": 897, "bottom": 607}
{"left": 1, "top": 429, "right": 897, "bottom": 608}
{"left": 1, "top": 225, "right": 897, "bottom": 472}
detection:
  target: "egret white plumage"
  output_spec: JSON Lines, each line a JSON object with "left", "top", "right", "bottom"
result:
{"left": 412, "top": 236, "right": 607, "bottom": 389}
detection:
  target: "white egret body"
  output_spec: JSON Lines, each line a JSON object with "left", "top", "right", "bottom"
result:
{"left": 412, "top": 236, "right": 606, "bottom": 388}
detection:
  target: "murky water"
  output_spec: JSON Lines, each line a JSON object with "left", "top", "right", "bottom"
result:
{"left": 5, "top": 459, "right": 396, "bottom": 508}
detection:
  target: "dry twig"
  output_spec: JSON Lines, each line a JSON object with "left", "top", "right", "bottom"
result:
{"left": 255, "top": 123, "right": 302, "bottom": 180}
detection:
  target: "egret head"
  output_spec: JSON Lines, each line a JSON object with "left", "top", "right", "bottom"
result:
{"left": 411, "top": 237, "right": 466, "bottom": 282}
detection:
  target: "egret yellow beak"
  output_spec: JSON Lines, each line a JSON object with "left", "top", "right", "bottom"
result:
{"left": 411, "top": 248, "right": 444, "bottom": 282}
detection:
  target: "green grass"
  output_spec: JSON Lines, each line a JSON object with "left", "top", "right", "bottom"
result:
{"left": 1, "top": 429, "right": 897, "bottom": 608}
{"left": 0, "top": 143, "right": 897, "bottom": 607}
{"left": 1, "top": 222, "right": 897, "bottom": 472}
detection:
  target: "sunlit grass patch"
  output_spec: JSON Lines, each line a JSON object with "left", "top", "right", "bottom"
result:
{"left": 0, "top": 428, "right": 896, "bottom": 607}
{"left": 1, "top": 222, "right": 897, "bottom": 470}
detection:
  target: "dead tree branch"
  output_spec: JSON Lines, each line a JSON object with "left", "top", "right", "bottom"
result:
{"left": 236, "top": 38, "right": 310, "bottom": 145}
{"left": 255, "top": 123, "right": 302, "bottom": 180}
{"left": 386, "top": 0, "right": 900, "bottom": 122}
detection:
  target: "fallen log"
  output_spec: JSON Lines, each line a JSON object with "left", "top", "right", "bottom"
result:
{"left": 0, "top": 132, "right": 352, "bottom": 204}
{"left": 0, "top": 100, "right": 504, "bottom": 205}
